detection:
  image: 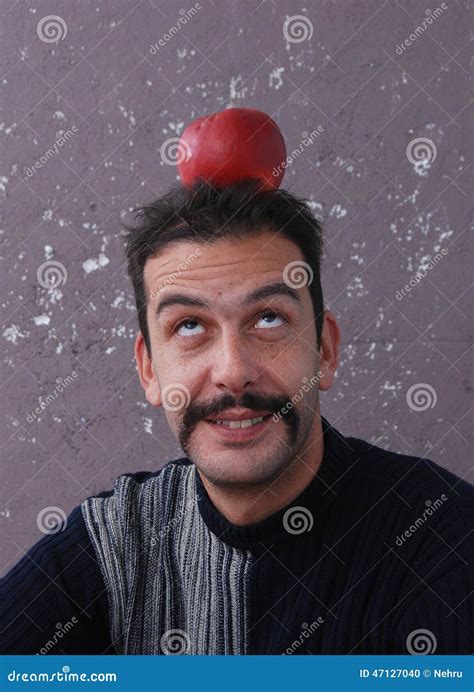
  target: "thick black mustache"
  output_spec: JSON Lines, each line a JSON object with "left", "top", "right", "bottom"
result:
{"left": 178, "top": 391, "right": 299, "bottom": 452}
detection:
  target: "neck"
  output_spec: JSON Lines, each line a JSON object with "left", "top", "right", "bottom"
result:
{"left": 197, "top": 414, "right": 325, "bottom": 526}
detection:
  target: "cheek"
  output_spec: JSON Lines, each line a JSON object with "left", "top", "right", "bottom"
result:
{"left": 156, "top": 355, "right": 204, "bottom": 405}
{"left": 163, "top": 410, "right": 181, "bottom": 435}
{"left": 269, "top": 345, "right": 316, "bottom": 388}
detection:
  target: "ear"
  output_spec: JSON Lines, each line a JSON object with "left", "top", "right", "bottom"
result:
{"left": 317, "top": 310, "right": 341, "bottom": 392}
{"left": 134, "top": 331, "right": 162, "bottom": 407}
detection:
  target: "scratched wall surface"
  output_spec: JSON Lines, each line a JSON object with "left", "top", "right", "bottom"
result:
{"left": 0, "top": 0, "right": 472, "bottom": 573}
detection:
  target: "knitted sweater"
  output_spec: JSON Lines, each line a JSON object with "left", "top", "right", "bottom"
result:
{"left": 1, "top": 416, "right": 473, "bottom": 655}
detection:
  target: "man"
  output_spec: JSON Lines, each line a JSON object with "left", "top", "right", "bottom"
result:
{"left": 1, "top": 179, "right": 472, "bottom": 655}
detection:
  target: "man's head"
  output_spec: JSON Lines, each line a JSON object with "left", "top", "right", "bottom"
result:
{"left": 125, "top": 178, "right": 340, "bottom": 488}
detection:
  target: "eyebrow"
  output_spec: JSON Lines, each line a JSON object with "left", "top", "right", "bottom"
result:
{"left": 154, "top": 281, "right": 303, "bottom": 321}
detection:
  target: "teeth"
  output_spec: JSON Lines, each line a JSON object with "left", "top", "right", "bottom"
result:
{"left": 214, "top": 416, "right": 264, "bottom": 429}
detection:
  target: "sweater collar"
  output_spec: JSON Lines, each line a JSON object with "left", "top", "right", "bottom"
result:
{"left": 194, "top": 415, "right": 355, "bottom": 550}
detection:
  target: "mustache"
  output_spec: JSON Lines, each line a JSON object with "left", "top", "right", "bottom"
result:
{"left": 178, "top": 390, "right": 300, "bottom": 451}
{"left": 183, "top": 391, "right": 290, "bottom": 425}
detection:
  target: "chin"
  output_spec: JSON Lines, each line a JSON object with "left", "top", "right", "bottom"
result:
{"left": 195, "top": 453, "right": 289, "bottom": 489}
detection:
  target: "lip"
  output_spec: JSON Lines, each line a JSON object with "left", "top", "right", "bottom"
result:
{"left": 206, "top": 408, "right": 272, "bottom": 422}
{"left": 204, "top": 413, "right": 274, "bottom": 443}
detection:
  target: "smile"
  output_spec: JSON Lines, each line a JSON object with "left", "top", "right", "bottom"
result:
{"left": 213, "top": 416, "right": 265, "bottom": 429}
{"left": 204, "top": 414, "right": 274, "bottom": 442}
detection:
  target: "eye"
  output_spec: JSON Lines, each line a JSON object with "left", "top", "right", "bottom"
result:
{"left": 175, "top": 318, "right": 205, "bottom": 337}
{"left": 255, "top": 311, "right": 284, "bottom": 329}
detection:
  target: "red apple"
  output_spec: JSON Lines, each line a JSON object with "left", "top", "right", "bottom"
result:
{"left": 177, "top": 107, "right": 287, "bottom": 190}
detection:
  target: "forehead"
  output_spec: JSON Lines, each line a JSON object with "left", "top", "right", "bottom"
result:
{"left": 144, "top": 231, "right": 307, "bottom": 303}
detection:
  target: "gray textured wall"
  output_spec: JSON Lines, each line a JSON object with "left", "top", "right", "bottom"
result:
{"left": 1, "top": 0, "right": 472, "bottom": 575}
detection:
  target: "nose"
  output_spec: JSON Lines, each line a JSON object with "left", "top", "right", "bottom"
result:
{"left": 210, "top": 330, "right": 260, "bottom": 396}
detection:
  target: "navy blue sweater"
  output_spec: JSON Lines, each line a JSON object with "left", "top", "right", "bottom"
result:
{"left": 1, "top": 416, "right": 473, "bottom": 654}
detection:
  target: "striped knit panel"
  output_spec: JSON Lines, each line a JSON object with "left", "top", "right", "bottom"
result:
{"left": 81, "top": 463, "right": 253, "bottom": 655}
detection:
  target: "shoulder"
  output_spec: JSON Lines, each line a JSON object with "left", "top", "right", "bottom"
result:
{"left": 0, "top": 502, "right": 110, "bottom": 654}
{"left": 83, "top": 457, "right": 192, "bottom": 501}
{"left": 2, "top": 503, "right": 93, "bottom": 586}
{"left": 339, "top": 432, "right": 473, "bottom": 623}
{"left": 339, "top": 432, "right": 473, "bottom": 572}
{"left": 80, "top": 457, "right": 194, "bottom": 535}
{"left": 346, "top": 433, "right": 473, "bottom": 516}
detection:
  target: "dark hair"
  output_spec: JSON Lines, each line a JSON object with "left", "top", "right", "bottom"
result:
{"left": 124, "top": 178, "right": 324, "bottom": 357}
